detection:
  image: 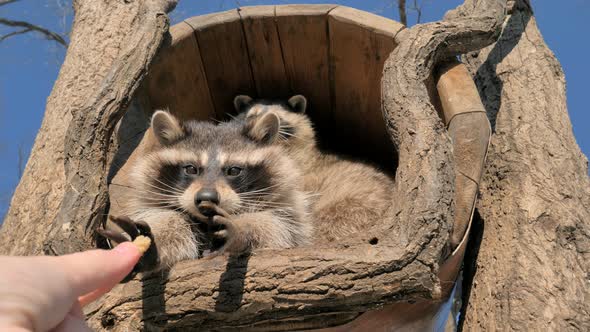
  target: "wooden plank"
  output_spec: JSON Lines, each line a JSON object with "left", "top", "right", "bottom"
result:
{"left": 328, "top": 7, "right": 402, "bottom": 166}
{"left": 239, "top": 5, "right": 291, "bottom": 98}
{"left": 275, "top": 4, "right": 337, "bottom": 129}
{"left": 328, "top": 6, "right": 404, "bottom": 39}
{"left": 186, "top": 10, "right": 256, "bottom": 118}
{"left": 146, "top": 22, "right": 214, "bottom": 122}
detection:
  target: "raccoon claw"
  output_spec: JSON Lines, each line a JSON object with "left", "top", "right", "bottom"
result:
{"left": 109, "top": 215, "right": 140, "bottom": 238}
{"left": 213, "top": 229, "right": 229, "bottom": 239}
{"left": 212, "top": 206, "right": 231, "bottom": 218}
{"left": 96, "top": 228, "right": 129, "bottom": 244}
{"left": 97, "top": 216, "right": 159, "bottom": 281}
{"left": 212, "top": 215, "right": 233, "bottom": 229}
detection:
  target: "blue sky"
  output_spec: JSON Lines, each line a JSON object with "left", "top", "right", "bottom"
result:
{"left": 0, "top": 0, "right": 588, "bottom": 218}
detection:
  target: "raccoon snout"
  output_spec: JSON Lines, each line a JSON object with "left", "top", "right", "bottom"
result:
{"left": 195, "top": 188, "right": 220, "bottom": 217}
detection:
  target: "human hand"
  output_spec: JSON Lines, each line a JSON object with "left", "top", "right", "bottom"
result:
{"left": 0, "top": 243, "right": 141, "bottom": 332}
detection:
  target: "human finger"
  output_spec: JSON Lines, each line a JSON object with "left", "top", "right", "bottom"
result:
{"left": 59, "top": 242, "right": 141, "bottom": 298}
{"left": 51, "top": 302, "right": 91, "bottom": 331}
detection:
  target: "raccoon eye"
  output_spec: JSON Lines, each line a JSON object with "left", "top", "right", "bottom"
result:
{"left": 226, "top": 166, "right": 242, "bottom": 177}
{"left": 183, "top": 165, "right": 199, "bottom": 175}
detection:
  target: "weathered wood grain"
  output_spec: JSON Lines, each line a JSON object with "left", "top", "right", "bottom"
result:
{"left": 328, "top": 6, "right": 403, "bottom": 167}
{"left": 239, "top": 5, "right": 291, "bottom": 98}
{"left": 186, "top": 10, "right": 255, "bottom": 118}
{"left": 146, "top": 21, "right": 214, "bottom": 121}
{"left": 460, "top": 1, "right": 590, "bottom": 329}
{"left": 274, "top": 4, "right": 336, "bottom": 130}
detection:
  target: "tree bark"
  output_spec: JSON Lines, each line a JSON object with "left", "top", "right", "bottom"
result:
{"left": 0, "top": 0, "right": 177, "bottom": 255}
{"left": 460, "top": 0, "right": 590, "bottom": 330}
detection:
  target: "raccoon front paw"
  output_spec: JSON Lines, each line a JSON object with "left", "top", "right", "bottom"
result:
{"left": 96, "top": 216, "right": 158, "bottom": 282}
{"left": 210, "top": 209, "right": 254, "bottom": 256}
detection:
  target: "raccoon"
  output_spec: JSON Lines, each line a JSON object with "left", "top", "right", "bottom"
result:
{"left": 99, "top": 110, "right": 311, "bottom": 274}
{"left": 234, "top": 95, "right": 395, "bottom": 242}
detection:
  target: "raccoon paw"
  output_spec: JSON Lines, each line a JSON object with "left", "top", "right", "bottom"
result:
{"left": 211, "top": 213, "right": 254, "bottom": 255}
{"left": 210, "top": 213, "right": 234, "bottom": 241}
{"left": 96, "top": 216, "right": 159, "bottom": 282}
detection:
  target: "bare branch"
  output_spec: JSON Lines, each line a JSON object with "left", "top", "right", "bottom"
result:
{"left": 0, "top": 27, "right": 32, "bottom": 42}
{"left": 0, "top": 18, "right": 67, "bottom": 47}
{"left": 397, "top": 0, "right": 408, "bottom": 26}
{"left": 410, "top": 0, "right": 423, "bottom": 24}
{"left": 0, "top": 0, "right": 20, "bottom": 7}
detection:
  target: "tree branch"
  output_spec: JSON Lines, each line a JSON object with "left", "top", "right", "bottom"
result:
{"left": 0, "top": 0, "right": 20, "bottom": 6}
{"left": 409, "top": 0, "right": 422, "bottom": 24}
{"left": 0, "top": 18, "right": 67, "bottom": 46}
{"left": 397, "top": 0, "right": 408, "bottom": 26}
{"left": 382, "top": 0, "right": 507, "bottom": 252}
{"left": 0, "top": 27, "right": 32, "bottom": 42}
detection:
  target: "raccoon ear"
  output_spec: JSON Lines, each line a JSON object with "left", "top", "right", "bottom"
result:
{"left": 234, "top": 95, "right": 253, "bottom": 113}
{"left": 244, "top": 111, "right": 280, "bottom": 144}
{"left": 287, "top": 95, "right": 307, "bottom": 113}
{"left": 151, "top": 110, "right": 184, "bottom": 145}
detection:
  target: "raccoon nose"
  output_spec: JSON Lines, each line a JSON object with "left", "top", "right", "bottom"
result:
{"left": 195, "top": 188, "right": 220, "bottom": 206}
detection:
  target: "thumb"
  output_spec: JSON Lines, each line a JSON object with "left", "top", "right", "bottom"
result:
{"left": 58, "top": 242, "right": 141, "bottom": 304}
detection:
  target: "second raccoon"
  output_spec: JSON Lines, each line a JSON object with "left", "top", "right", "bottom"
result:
{"left": 234, "top": 95, "right": 395, "bottom": 242}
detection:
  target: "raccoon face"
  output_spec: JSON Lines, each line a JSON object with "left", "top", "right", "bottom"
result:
{"left": 234, "top": 95, "right": 316, "bottom": 150}
{"left": 130, "top": 111, "right": 296, "bottom": 219}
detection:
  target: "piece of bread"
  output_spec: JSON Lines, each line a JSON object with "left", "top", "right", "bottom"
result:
{"left": 132, "top": 235, "right": 151, "bottom": 254}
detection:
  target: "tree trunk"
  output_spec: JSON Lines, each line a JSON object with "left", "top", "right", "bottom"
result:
{"left": 460, "top": 0, "right": 590, "bottom": 330}
{"left": 0, "top": 0, "right": 177, "bottom": 255}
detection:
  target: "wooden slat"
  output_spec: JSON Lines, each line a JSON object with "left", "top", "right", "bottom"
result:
{"left": 186, "top": 10, "right": 256, "bottom": 118}
{"left": 239, "top": 5, "right": 291, "bottom": 98}
{"left": 328, "top": 7, "right": 403, "bottom": 166}
{"left": 146, "top": 22, "right": 214, "bottom": 121}
{"left": 275, "top": 4, "right": 337, "bottom": 128}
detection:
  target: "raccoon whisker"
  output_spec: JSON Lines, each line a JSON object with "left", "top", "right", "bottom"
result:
{"left": 247, "top": 203, "right": 293, "bottom": 209}
{"left": 136, "top": 186, "right": 183, "bottom": 197}
{"left": 129, "top": 189, "right": 180, "bottom": 199}
{"left": 209, "top": 117, "right": 224, "bottom": 124}
{"left": 137, "top": 199, "right": 180, "bottom": 205}
{"left": 278, "top": 130, "right": 299, "bottom": 139}
{"left": 144, "top": 186, "right": 183, "bottom": 198}
{"left": 278, "top": 130, "right": 296, "bottom": 137}
{"left": 147, "top": 175, "right": 185, "bottom": 193}
{"left": 150, "top": 177, "right": 186, "bottom": 194}
{"left": 237, "top": 192, "right": 270, "bottom": 198}
{"left": 131, "top": 197, "right": 180, "bottom": 206}
{"left": 133, "top": 204, "right": 181, "bottom": 210}
{"left": 238, "top": 184, "right": 287, "bottom": 194}
{"left": 122, "top": 182, "right": 183, "bottom": 197}
{"left": 238, "top": 192, "right": 284, "bottom": 201}
{"left": 131, "top": 195, "right": 179, "bottom": 204}
{"left": 238, "top": 199, "right": 292, "bottom": 209}
{"left": 132, "top": 198, "right": 180, "bottom": 205}
{"left": 238, "top": 183, "right": 286, "bottom": 195}
{"left": 237, "top": 193, "right": 285, "bottom": 202}
{"left": 144, "top": 180, "right": 184, "bottom": 193}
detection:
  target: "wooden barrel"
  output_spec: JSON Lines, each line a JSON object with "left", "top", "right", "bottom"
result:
{"left": 143, "top": 4, "right": 403, "bottom": 167}
{"left": 106, "top": 4, "right": 490, "bottom": 330}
